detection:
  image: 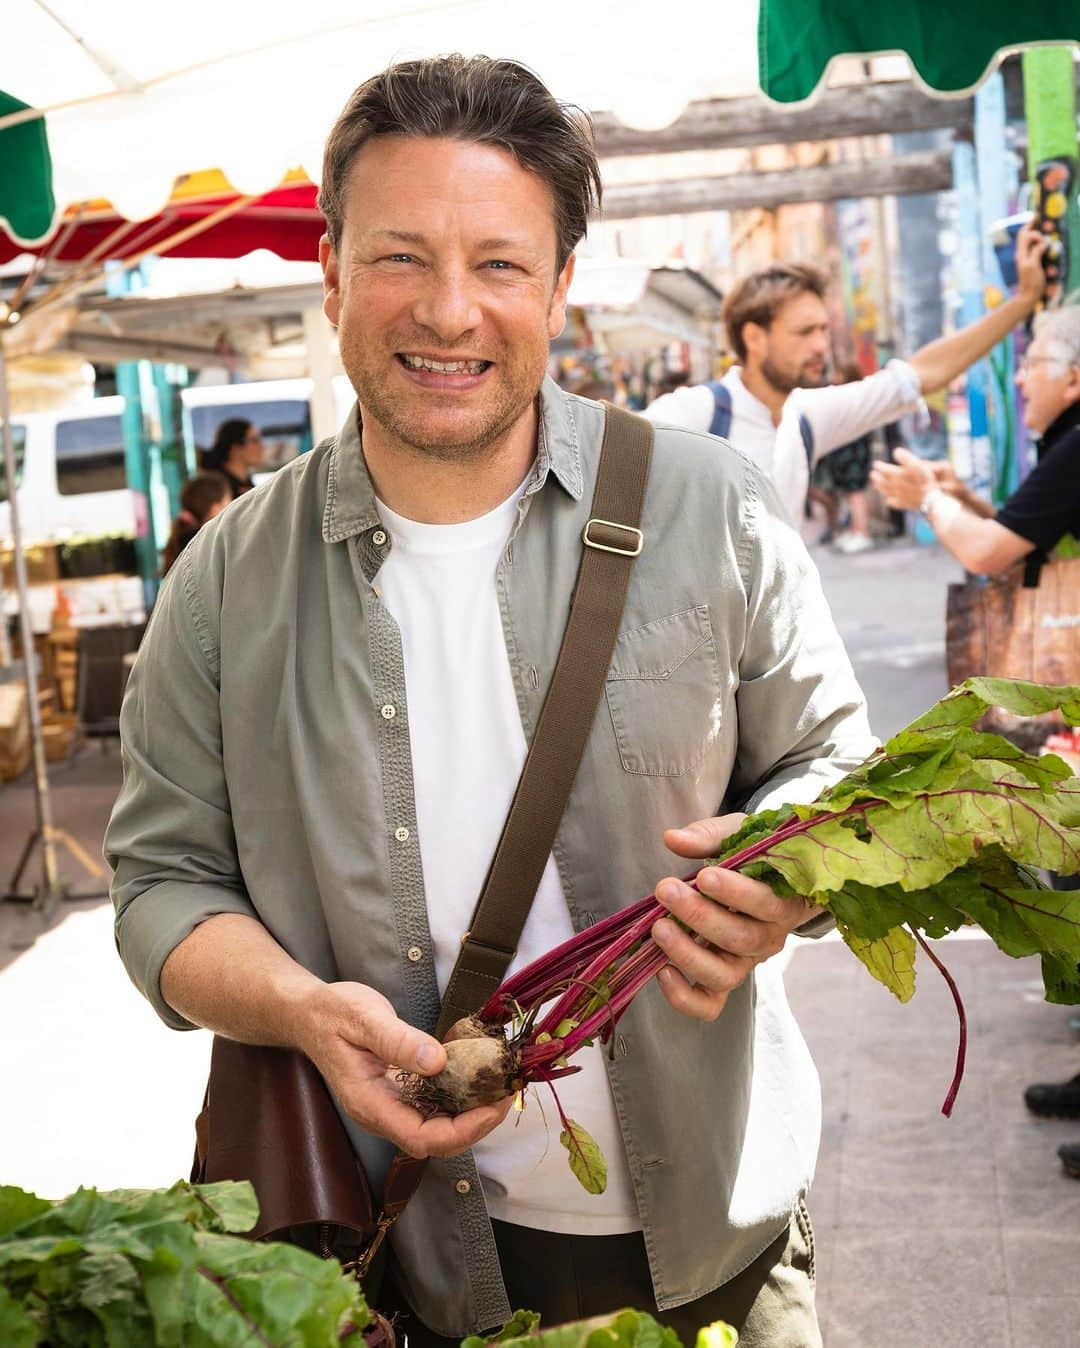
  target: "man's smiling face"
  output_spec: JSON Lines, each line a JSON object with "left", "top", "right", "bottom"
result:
{"left": 320, "top": 135, "right": 574, "bottom": 462}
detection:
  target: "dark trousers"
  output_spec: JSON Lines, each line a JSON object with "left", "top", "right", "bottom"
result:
{"left": 383, "top": 1202, "right": 820, "bottom": 1348}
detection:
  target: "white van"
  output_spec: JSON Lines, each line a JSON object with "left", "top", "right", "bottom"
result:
{"left": 0, "top": 397, "right": 136, "bottom": 546}
{"left": 1, "top": 377, "right": 356, "bottom": 549}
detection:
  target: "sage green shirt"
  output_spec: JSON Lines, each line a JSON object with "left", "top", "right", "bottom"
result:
{"left": 106, "top": 377, "right": 873, "bottom": 1336}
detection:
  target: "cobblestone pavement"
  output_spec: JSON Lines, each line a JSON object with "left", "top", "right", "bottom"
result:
{"left": 1, "top": 537, "right": 1077, "bottom": 1346}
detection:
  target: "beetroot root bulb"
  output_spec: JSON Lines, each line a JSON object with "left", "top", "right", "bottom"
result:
{"left": 401, "top": 1034, "right": 520, "bottom": 1116}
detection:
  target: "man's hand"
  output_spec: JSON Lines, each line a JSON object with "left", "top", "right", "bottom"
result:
{"left": 870, "top": 447, "right": 936, "bottom": 510}
{"left": 1015, "top": 217, "right": 1049, "bottom": 307}
{"left": 652, "top": 815, "right": 820, "bottom": 1022}
{"left": 297, "top": 982, "right": 512, "bottom": 1159}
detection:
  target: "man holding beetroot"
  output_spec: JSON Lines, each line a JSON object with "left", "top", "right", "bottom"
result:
{"left": 107, "top": 56, "right": 874, "bottom": 1347}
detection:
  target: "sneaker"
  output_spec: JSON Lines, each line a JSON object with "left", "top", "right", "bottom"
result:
{"left": 1025, "top": 1073, "right": 1080, "bottom": 1118}
{"left": 835, "top": 532, "right": 874, "bottom": 556}
{"left": 1059, "top": 1142, "right": 1080, "bottom": 1178}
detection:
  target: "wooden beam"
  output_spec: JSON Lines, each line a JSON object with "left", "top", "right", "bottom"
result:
{"left": 61, "top": 331, "right": 228, "bottom": 369}
{"left": 601, "top": 150, "right": 952, "bottom": 220}
{"left": 593, "top": 83, "right": 971, "bottom": 157}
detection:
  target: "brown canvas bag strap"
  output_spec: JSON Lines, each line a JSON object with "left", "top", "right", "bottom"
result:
{"left": 356, "top": 403, "right": 653, "bottom": 1277}
{"left": 437, "top": 402, "right": 653, "bottom": 1036}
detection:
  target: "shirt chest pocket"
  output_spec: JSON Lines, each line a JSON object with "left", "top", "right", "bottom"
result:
{"left": 605, "top": 605, "right": 722, "bottom": 777}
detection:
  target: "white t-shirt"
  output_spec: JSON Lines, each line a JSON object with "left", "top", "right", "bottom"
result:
{"left": 375, "top": 483, "right": 641, "bottom": 1235}
{"left": 645, "top": 361, "right": 922, "bottom": 523}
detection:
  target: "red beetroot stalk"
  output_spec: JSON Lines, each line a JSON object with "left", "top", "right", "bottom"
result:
{"left": 486, "top": 893, "right": 671, "bottom": 1022}
{"left": 910, "top": 927, "right": 967, "bottom": 1117}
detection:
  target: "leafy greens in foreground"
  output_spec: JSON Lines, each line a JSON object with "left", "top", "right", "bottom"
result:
{"left": 0, "top": 1179, "right": 370, "bottom": 1347}
{"left": 464, "top": 1309, "right": 738, "bottom": 1348}
{"left": 405, "top": 678, "right": 1080, "bottom": 1188}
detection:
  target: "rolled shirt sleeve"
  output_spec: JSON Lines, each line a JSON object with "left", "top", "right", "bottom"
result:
{"left": 105, "top": 546, "right": 257, "bottom": 1030}
{"left": 788, "top": 358, "right": 923, "bottom": 465}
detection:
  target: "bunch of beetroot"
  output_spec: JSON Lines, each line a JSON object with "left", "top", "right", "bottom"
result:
{"left": 401, "top": 679, "right": 1080, "bottom": 1195}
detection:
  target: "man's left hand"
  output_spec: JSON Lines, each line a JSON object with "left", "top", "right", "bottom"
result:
{"left": 652, "top": 814, "right": 821, "bottom": 1022}
{"left": 869, "top": 447, "right": 936, "bottom": 511}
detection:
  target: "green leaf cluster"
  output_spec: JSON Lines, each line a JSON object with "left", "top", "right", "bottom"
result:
{"left": 467, "top": 1308, "right": 736, "bottom": 1348}
{"left": 715, "top": 678, "right": 1080, "bottom": 1004}
{"left": 0, "top": 1179, "right": 369, "bottom": 1347}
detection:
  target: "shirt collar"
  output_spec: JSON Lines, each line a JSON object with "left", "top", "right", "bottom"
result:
{"left": 722, "top": 366, "right": 775, "bottom": 429}
{"left": 1040, "top": 397, "right": 1080, "bottom": 452}
{"left": 322, "top": 374, "right": 583, "bottom": 544}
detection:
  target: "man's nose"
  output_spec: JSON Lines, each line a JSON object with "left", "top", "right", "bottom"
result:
{"left": 412, "top": 269, "right": 483, "bottom": 340}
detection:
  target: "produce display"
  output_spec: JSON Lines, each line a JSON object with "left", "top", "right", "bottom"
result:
{"left": 0, "top": 1178, "right": 738, "bottom": 1347}
{"left": 0, "top": 1180, "right": 373, "bottom": 1347}
{"left": 406, "top": 678, "right": 1080, "bottom": 1193}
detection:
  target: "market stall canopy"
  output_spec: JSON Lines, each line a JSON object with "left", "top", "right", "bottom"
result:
{"left": 3, "top": 0, "right": 1076, "bottom": 257}
{"left": 0, "top": 171, "right": 323, "bottom": 268}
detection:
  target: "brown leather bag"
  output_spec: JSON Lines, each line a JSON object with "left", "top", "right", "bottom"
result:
{"left": 190, "top": 404, "right": 654, "bottom": 1275}
{"left": 946, "top": 554, "right": 1080, "bottom": 748}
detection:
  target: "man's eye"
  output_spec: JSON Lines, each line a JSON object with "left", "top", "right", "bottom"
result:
{"left": 385, "top": 254, "right": 416, "bottom": 264}
{"left": 486, "top": 260, "right": 515, "bottom": 270}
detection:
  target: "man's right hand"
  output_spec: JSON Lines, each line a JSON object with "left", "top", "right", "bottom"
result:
{"left": 297, "top": 981, "right": 512, "bottom": 1159}
{"left": 1015, "top": 218, "right": 1049, "bottom": 307}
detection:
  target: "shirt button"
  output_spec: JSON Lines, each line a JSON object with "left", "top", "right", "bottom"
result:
{"left": 407, "top": 945, "right": 424, "bottom": 963}
{"left": 455, "top": 1179, "right": 471, "bottom": 1196}
{"left": 380, "top": 703, "right": 396, "bottom": 720}
{"left": 394, "top": 826, "right": 410, "bottom": 843}
{"left": 372, "top": 529, "right": 387, "bottom": 546}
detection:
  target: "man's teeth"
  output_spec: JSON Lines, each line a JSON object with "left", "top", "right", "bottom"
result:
{"left": 401, "top": 355, "right": 488, "bottom": 374}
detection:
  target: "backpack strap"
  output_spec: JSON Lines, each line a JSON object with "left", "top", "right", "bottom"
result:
{"left": 797, "top": 410, "right": 815, "bottom": 472}
{"left": 704, "top": 380, "right": 732, "bottom": 439}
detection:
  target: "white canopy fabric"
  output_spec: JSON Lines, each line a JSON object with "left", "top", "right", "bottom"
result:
{"left": 0, "top": 0, "right": 765, "bottom": 227}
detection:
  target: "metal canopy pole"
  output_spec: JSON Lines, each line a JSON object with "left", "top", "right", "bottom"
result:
{"left": 0, "top": 338, "right": 61, "bottom": 908}
{"left": 0, "top": 336, "right": 106, "bottom": 922}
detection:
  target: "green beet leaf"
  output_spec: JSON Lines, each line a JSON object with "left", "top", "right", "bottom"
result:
{"left": 559, "top": 1119, "right": 608, "bottom": 1195}
{"left": 712, "top": 679, "right": 1080, "bottom": 1008}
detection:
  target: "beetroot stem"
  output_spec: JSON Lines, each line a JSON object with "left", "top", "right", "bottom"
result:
{"left": 910, "top": 926, "right": 967, "bottom": 1117}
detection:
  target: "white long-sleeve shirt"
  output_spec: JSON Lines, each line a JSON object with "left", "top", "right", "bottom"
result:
{"left": 645, "top": 361, "right": 922, "bottom": 522}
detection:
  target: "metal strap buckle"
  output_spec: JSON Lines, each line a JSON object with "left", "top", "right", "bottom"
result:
{"left": 460, "top": 930, "right": 516, "bottom": 959}
{"left": 582, "top": 517, "right": 644, "bottom": 557}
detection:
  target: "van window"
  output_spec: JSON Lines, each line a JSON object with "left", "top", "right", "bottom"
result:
{"left": 189, "top": 399, "right": 312, "bottom": 473}
{"left": 0, "top": 425, "right": 26, "bottom": 503}
{"left": 56, "top": 415, "right": 127, "bottom": 495}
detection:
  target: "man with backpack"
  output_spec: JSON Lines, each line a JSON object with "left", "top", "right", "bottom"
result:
{"left": 645, "top": 228, "right": 1048, "bottom": 525}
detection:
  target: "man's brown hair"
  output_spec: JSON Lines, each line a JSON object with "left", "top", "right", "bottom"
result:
{"left": 722, "top": 263, "right": 829, "bottom": 362}
{"left": 319, "top": 54, "right": 602, "bottom": 272}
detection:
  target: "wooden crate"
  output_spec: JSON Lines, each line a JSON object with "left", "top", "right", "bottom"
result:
{"left": 41, "top": 713, "right": 81, "bottom": 762}
{"left": 1, "top": 543, "right": 61, "bottom": 588}
{"left": 0, "top": 682, "right": 30, "bottom": 782}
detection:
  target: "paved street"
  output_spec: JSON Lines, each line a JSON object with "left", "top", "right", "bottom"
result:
{"left": 1, "top": 536, "right": 1077, "bottom": 1346}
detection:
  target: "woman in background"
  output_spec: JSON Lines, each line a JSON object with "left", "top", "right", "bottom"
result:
{"left": 162, "top": 471, "right": 231, "bottom": 575}
{"left": 200, "top": 419, "right": 264, "bottom": 498}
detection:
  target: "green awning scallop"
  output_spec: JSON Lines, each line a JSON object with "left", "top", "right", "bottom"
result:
{"left": 759, "top": 0, "right": 1080, "bottom": 103}
{"left": 0, "top": 89, "right": 54, "bottom": 246}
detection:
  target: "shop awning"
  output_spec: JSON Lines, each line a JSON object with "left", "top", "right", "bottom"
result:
{"left": 3, "top": 1, "right": 1075, "bottom": 260}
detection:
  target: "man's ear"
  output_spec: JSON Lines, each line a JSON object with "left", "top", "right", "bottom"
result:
{"left": 1065, "top": 363, "right": 1080, "bottom": 405}
{"left": 548, "top": 252, "right": 576, "bottom": 340}
{"left": 742, "top": 321, "right": 766, "bottom": 362}
{"left": 319, "top": 234, "right": 341, "bottom": 327}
